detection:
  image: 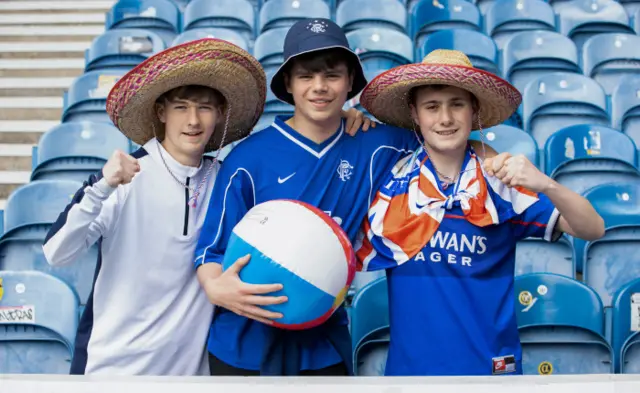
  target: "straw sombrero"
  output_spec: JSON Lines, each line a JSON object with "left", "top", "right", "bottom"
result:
{"left": 107, "top": 38, "right": 266, "bottom": 152}
{"left": 360, "top": 49, "right": 522, "bottom": 131}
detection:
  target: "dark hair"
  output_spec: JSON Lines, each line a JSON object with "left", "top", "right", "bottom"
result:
{"left": 156, "top": 85, "right": 226, "bottom": 109}
{"left": 282, "top": 47, "right": 357, "bottom": 78}
{"left": 408, "top": 84, "right": 479, "bottom": 112}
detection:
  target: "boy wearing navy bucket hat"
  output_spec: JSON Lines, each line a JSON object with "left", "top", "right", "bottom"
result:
{"left": 193, "top": 19, "right": 497, "bottom": 376}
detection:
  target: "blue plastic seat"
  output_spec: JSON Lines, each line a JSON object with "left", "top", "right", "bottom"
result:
{"left": 502, "top": 31, "right": 581, "bottom": 96}
{"left": 544, "top": 124, "right": 640, "bottom": 195}
{"left": 620, "top": 1, "right": 640, "bottom": 16}
{"left": 522, "top": 72, "right": 610, "bottom": 153}
{"left": 410, "top": 0, "right": 481, "bottom": 49}
{"left": 183, "top": 0, "right": 255, "bottom": 43}
{"left": 337, "top": 0, "right": 407, "bottom": 33}
{"left": 484, "top": 0, "right": 555, "bottom": 49}
{"left": 418, "top": 29, "right": 499, "bottom": 75}
{"left": 611, "top": 278, "right": 640, "bottom": 373}
{"left": 264, "top": 69, "right": 294, "bottom": 118}
{"left": 344, "top": 67, "right": 386, "bottom": 119}
{"left": 0, "top": 271, "right": 78, "bottom": 374}
{"left": 611, "top": 74, "right": 640, "bottom": 150}
{"left": 515, "top": 235, "right": 575, "bottom": 278}
{"left": 171, "top": 28, "right": 250, "bottom": 52}
{"left": 515, "top": 273, "right": 612, "bottom": 374}
{"left": 581, "top": 182, "right": 640, "bottom": 307}
{"left": 469, "top": 125, "right": 539, "bottom": 165}
{"left": 31, "top": 122, "right": 131, "bottom": 183}
{"left": 61, "top": 70, "right": 126, "bottom": 124}
{"left": 581, "top": 33, "right": 640, "bottom": 96}
{"left": 0, "top": 180, "right": 98, "bottom": 305}
{"left": 557, "top": 0, "right": 634, "bottom": 52}
{"left": 85, "top": 28, "right": 165, "bottom": 72}
{"left": 350, "top": 277, "right": 390, "bottom": 376}
{"left": 253, "top": 27, "right": 289, "bottom": 73}
{"left": 260, "top": 0, "right": 330, "bottom": 34}
{"left": 635, "top": 8, "right": 640, "bottom": 33}
{"left": 347, "top": 27, "right": 412, "bottom": 71}
{"left": 106, "top": 0, "right": 180, "bottom": 46}
{"left": 574, "top": 181, "right": 640, "bottom": 274}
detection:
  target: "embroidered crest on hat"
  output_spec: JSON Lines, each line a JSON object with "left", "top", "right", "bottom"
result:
{"left": 307, "top": 20, "right": 328, "bottom": 33}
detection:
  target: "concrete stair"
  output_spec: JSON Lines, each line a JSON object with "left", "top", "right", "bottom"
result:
{"left": 0, "top": 0, "right": 116, "bottom": 208}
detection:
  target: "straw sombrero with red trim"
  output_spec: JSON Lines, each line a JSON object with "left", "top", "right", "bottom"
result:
{"left": 107, "top": 38, "right": 266, "bottom": 152}
{"left": 360, "top": 49, "right": 522, "bottom": 131}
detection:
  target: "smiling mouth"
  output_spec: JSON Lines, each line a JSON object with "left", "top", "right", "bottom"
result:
{"left": 183, "top": 131, "right": 203, "bottom": 137}
{"left": 435, "top": 129, "right": 458, "bottom": 136}
{"left": 309, "top": 98, "right": 332, "bottom": 105}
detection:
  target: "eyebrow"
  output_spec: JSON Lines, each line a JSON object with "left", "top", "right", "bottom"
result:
{"left": 420, "top": 97, "right": 467, "bottom": 105}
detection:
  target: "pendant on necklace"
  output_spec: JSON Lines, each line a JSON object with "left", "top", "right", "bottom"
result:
{"left": 442, "top": 182, "right": 449, "bottom": 190}
{"left": 188, "top": 195, "right": 198, "bottom": 208}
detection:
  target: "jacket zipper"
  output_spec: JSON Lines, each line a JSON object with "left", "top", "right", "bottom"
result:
{"left": 183, "top": 177, "right": 190, "bottom": 236}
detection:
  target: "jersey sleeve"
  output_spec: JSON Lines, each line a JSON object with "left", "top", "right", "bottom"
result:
{"left": 193, "top": 153, "right": 256, "bottom": 268}
{"left": 511, "top": 192, "right": 562, "bottom": 242}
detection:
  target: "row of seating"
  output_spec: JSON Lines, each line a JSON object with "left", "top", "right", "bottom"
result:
{"left": 350, "top": 273, "right": 640, "bottom": 375}
{"left": 107, "top": 0, "right": 640, "bottom": 47}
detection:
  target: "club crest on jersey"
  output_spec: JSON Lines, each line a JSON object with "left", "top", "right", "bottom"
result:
{"left": 337, "top": 160, "right": 353, "bottom": 182}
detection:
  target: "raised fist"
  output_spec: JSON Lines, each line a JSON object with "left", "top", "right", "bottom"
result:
{"left": 103, "top": 150, "right": 140, "bottom": 187}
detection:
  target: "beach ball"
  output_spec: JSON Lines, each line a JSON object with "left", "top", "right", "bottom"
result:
{"left": 222, "top": 199, "right": 356, "bottom": 330}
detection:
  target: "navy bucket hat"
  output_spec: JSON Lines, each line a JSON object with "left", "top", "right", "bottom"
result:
{"left": 270, "top": 18, "right": 368, "bottom": 105}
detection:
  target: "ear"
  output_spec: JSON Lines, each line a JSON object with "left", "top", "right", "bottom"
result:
{"left": 348, "top": 72, "right": 355, "bottom": 93}
{"left": 156, "top": 103, "right": 166, "bottom": 124}
{"left": 409, "top": 104, "right": 419, "bottom": 126}
{"left": 215, "top": 106, "right": 225, "bottom": 125}
{"left": 284, "top": 73, "right": 292, "bottom": 94}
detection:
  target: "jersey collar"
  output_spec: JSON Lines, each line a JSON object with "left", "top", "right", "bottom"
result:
{"left": 272, "top": 115, "right": 344, "bottom": 159}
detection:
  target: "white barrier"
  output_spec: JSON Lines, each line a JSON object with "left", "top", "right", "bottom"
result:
{"left": 2, "top": 374, "right": 640, "bottom": 393}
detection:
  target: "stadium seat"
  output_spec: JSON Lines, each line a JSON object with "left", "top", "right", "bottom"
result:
{"left": 183, "top": 0, "right": 255, "bottom": 43}
{"left": 521, "top": 72, "right": 610, "bottom": 155}
{"left": 337, "top": 0, "right": 407, "bottom": 33}
{"left": 172, "top": 28, "right": 250, "bottom": 52}
{"left": 260, "top": 0, "right": 330, "bottom": 34}
{"left": 344, "top": 67, "right": 386, "bottom": 118}
{"left": 515, "top": 235, "right": 575, "bottom": 278}
{"left": 501, "top": 31, "right": 581, "bottom": 96}
{"left": 556, "top": 0, "right": 634, "bottom": 51}
{"left": 253, "top": 27, "right": 289, "bottom": 73}
{"left": 263, "top": 69, "right": 294, "bottom": 122}
{"left": 469, "top": 125, "right": 538, "bottom": 166}
{"left": 410, "top": 0, "right": 481, "bottom": 49}
{"left": 611, "top": 278, "right": 640, "bottom": 373}
{"left": 635, "top": 8, "right": 640, "bottom": 33}
{"left": 611, "top": 74, "right": 640, "bottom": 150}
{"left": 31, "top": 122, "right": 131, "bottom": 183}
{"left": 484, "top": 0, "right": 556, "bottom": 50}
{"left": 350, "top": 277, "right": 390, "bottom": 376}
{"left": 61, "top": 70, "right": 126, "bottom": 124}
{"left": 544, "top": 124, "right": 640, "bottom": 195}
{"left": 347, "top": 28, "right": 413, "bottom": 71}
{"left": 418, "top": 29, "right": 499, "bottom": 75}
{"left": 0, "top": 271, "right": 78, "bottom": 374}
{"left": 515, "top": 273, "right": 612, "bottom": 374}
{"left": 0, "top": 180, "right": 98, "bottom": 306}
{"left": 85, "top": 29, "right": 165, "bottom": 72}
{"left": 620, "top": 0, "right": 640, "bottom": 16}
{"left": 106, "top": 0, "right": 180, "bottom": 46}
{"left": 582, "top": 181, "right": 640, "bottom": 308}
{"left": 581, "top": 33, "right": 640, "bottom": 96}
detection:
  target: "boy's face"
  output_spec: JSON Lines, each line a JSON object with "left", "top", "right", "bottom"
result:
{"left": 286, "top": 62, "right": 353, "bottom": 124}
{"left": 156, "top": 95, "right": 221, "bottom": 159}
{"left": 410, "top": 85, "right": 475, "bottom": 155}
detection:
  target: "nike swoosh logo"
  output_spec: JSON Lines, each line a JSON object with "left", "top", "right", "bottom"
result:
{"left": 278, "top": 173, "right": 296, "bottom": 184}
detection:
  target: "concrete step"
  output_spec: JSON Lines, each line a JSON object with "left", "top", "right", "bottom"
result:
{"left": 0, "top": 121, "right": 56, "bottom": 144}
{"left": 0, "top": 1, "right": 115, "bottom": 14}
{"left": 0, "top": 77, "right": 74, "bottom": 97}
{"left": 0, "top": 171, "right": 32, "bottom": 200}
{"left": 0, "top": 42, "right": 91, "bottom": 59}
{"left": 0, "top": 97, "right": 63, "bottom": 121}
{"left": 0, "top": 13, "right": 106, "bottom": 25}
{"left": 0, "top": 59, "right": 84, "bottom": 77}
{"left": 0, "top": 26, "right": 105, "bottom": 42}
{"left": 0, "top": 144, "right": 34, "bottom": 171}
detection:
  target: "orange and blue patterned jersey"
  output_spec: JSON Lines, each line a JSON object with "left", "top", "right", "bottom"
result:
{"left": 356, "top": 145, "right": 561, "bottom": 376}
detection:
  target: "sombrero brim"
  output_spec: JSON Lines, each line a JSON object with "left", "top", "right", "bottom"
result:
{"left": 107, "top": 38, "right": 266, "bottom": 153}
{"left": 360, "top": 63, "right": 522, "bottom": 131}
